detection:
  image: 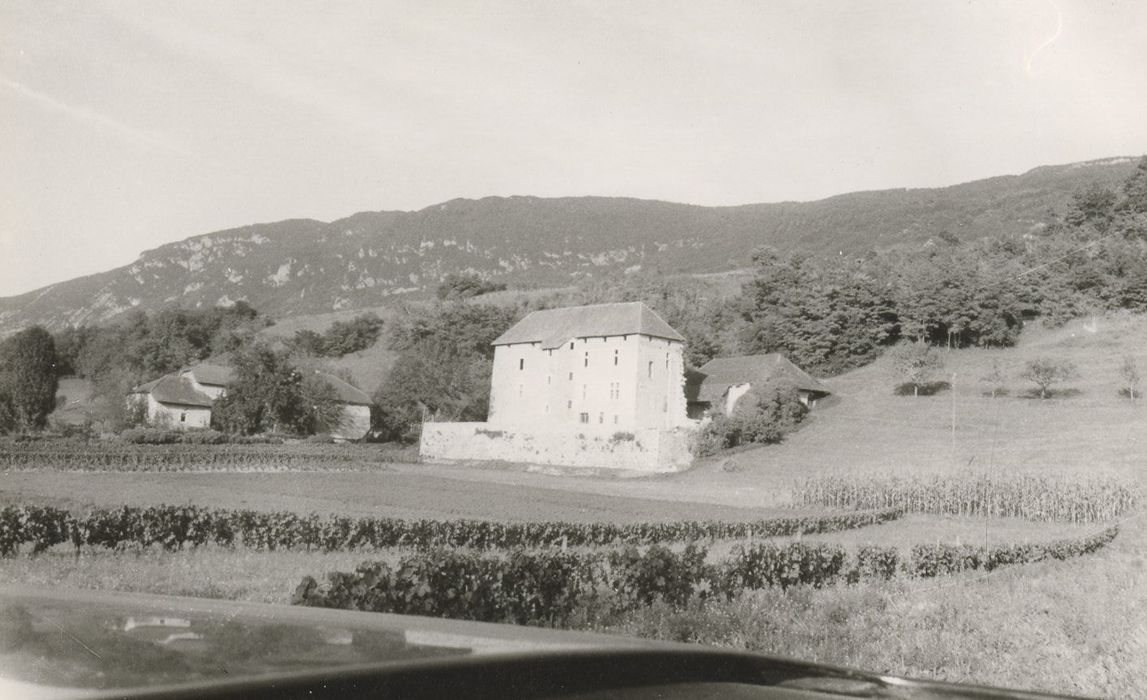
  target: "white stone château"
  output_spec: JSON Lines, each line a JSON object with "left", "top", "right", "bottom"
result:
{"left": 420, "top": 302, "right": 697, "bottom": 472}
{"left": 488, "top": 302, "right": 692, "bottom": 430}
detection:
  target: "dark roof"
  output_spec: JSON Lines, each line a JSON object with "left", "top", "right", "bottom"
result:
{"left": 687, "top": 354, "right": 831, "bottom": 405}
{"left": 314, "top": 371, "right": 372, "bottom": 406}
{"left": 131, "top": 375, "right": 214, "bottom": 408}
{"left": 183, "top": 363, "right": 235, "bottom": 387}
{"left": 493, "top": 302, "right": 684, "bottom": 349}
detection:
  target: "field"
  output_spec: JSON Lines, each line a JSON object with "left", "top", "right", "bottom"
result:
{"left": 2, "top": 312, "right": 1145, "bottom": 695}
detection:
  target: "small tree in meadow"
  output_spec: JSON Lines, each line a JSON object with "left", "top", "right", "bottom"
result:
{"left": 888, "top": 340, "right": 944, "bottom": 397}
{"left": 981, "top": 360, "right": 1007, "bottom": 398}
{"left": 1118, "top": 356, "right": 1140, "bottom": 400}
{"left": 1020, "top": 358, "right": 1078, "bottom": 399}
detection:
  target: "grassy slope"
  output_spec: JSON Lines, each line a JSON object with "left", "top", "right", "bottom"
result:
{"left": 673, "top": 311, "right": 1147, "bottom": 504}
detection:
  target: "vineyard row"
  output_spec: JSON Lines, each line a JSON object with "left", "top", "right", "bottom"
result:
{"left": 0, "top": 504, "right": 904, "bottom": 555}
{"left": 296, "top": 527, "right": 1120, "bottom": 626}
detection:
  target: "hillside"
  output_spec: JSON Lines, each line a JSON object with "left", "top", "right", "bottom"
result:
{"left": 670, "top": 311, "right": 1147, "bottom": 506}
{"left": 0, "top": 156, "right": 1138, "bottom": 333}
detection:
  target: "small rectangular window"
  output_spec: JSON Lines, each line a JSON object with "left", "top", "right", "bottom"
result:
{"left": 519, "top": 358, "right": 524, "bottom": 370}
{"left": 569, "top": 372, "right": 573, "bottom": 381}
{"left": 180, "top": 412, "right": 186, "bottom": 423}
{"left": 613, "top": 414, "right": 619, "bottom": 424}
{"left": 598, "top": 412, "right": 604, "bottom": 424}
{"left": 648, "top": 361, "right": 653, "bottom": 378}
{"left": 579, "top": 412, "right": 589, "bottom": 424}
{"left": 567, "top": 400, "right": 572, "bottom": 409}
{"left": 570, "top": 342, "right": 574, "bottom": 350}
{"left": 613, "top": 350, "right": 618, "bottom": 366}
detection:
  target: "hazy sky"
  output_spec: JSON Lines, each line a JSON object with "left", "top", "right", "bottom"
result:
{"left": 2, "top": 0, "right": 1146, "bottom": 296}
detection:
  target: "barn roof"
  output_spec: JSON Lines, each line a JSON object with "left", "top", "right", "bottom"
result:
{"left": 131, "top": 375, "right": 215, "bottom": 408}
{"left": 314, "top": 371, "right": 372, "bottom": 406}
{"left": 687, "top": 354, "right": 831, "bottom": 404}
{"left": 493, "top": 302, "right": 684, "bottom": 349}
{"left": 182, "top": 363, "right": 235, "bottom": 387}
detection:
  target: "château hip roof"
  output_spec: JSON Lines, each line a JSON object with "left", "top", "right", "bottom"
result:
{"left": 493, "top": 302, "right": 685, "bottom": 349}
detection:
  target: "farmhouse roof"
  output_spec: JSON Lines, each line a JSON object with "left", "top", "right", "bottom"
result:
{"left": 182, "top": 363, "right": 235, "bottom": 387}
{"left": 493, "top": 302, "right": 685, "bottom": 349}
{"left": 687, "top": 354, "right": 831, "bottom": 404}
{"left": 130, "top": 375, "right": 215, "bottom": 408}
{"left": 314, "top": 371, "right": 372, "bottom": 406}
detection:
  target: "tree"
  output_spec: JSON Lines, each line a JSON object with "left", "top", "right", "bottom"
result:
{"left": 436, "top": 272, "right": 506, "bottom": 301}
{"left": 0, "top": 326, "right": 59, "bottom": 431}
{"left": 321, "top": 313, "right": 384, "bottom": 356}
{"left": 887, "top": 340, "right": 944, "bottom": 397}
{"left": 372, "top": 340, "right": 491, "bottom": 442}
{"left": 212, "top": 346, "right": 341, "bottom": 435}
{"left": 1020, "top": 358, "right": 1078, "bottom": 399}
{"left": 981, "top": 360, "right": 1008, "bottom": 398}
{"left": 1118, "top": 356, "right": 1141, "bottom": 400}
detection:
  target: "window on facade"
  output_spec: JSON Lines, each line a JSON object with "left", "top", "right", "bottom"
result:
{"left": 547, "top": 375, "right": 551, "bottom": 385}
{"left": 663, "top": 399, "right": 668, "bottom": 413}
{"left": 567, "top": 400, "right": 572, "bottom": 409}
{"left": 599, "top": 412, "right": 604, "bottom": 424}
{"left": 570, "top": 342, "right": 574, "bottom": 350}
{"left": 582, "top": 384, "right": 587, "bottom": 399}
{"left": 614, "top": 349, "right": 618, "bottom": 366}
{"left": 569, "top": 372, "right": 573, "bottom": 381}
{"left": 613, "top": 415, "right": 618, "bottom": 424}
{"left": 584, "top": 352, "right": 588, "bottom": 367}
{"left": 519, "top": 358, "right": 524, "bottom": 370}
{"left": 180, "top": 412, "right": 186, "bottom": 423}
{"left": 665, "top": 353, "right": 669, "bottom": 369}
{"left": 579, "top": 412, "right": 589, "bottom": 424}
{"left": 648, "top": 361, "right": 653, "bottom": 378}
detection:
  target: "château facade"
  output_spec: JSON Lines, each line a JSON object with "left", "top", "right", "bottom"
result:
{"left": 487, "top": 302, "right": 691, "bottom": 430}
{"left": 420, "top": 302, "right": 697, "bottom": 472}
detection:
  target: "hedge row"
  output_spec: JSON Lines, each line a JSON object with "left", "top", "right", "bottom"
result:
{"left": 0, "top": 504, "right": 904, "bottom": 556}
{"left": 0, "top": 442, "right": 415, "bottom": 471}
{"left": 295, "top": 527, "right": 1120, "bottom": 625}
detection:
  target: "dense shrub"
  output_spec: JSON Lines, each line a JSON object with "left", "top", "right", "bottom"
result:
{"left": 693, "top": 382, "right": 809, "bottom": 457}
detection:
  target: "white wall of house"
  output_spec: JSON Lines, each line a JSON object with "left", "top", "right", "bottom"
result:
{"left": 725, "top": 383, "right": 752, "bottom": 414}
{"left": 332, "top": 404, "right": 371, "bottom": 442}
{"left": 488, "top": 334, "right": 689, "bottom": 431}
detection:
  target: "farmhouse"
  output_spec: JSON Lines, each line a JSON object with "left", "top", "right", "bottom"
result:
{"left": 314, "top": 371, "right": 373, "bottom": 442}
{"left": 420, "top": 302, "right": 697, "bottom": 472}
{"left": 128, "top": 373, "right": 215, "bottom": 429}
{"left": 685, "top": 354, "right": 831, "bottom": 418}
{"left": 129, "top": 363, "right": 372, "bottom": 441}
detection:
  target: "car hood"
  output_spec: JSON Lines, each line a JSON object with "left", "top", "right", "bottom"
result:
{"left": 0, "top": 584, "right": 651, "bottom": 698}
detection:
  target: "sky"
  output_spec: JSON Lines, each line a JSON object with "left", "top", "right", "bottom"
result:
{"left": 2, "top": 0, "right": 1146, "bottom": 297}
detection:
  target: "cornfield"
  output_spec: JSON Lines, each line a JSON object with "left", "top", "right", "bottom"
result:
{"left": 792, "top": 472, "right": 1138, "bottom": 523}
